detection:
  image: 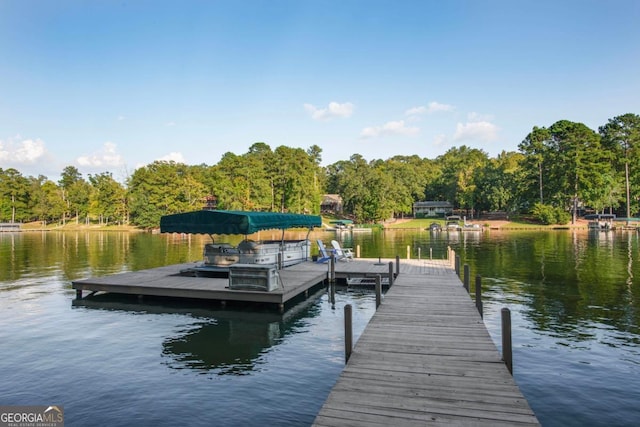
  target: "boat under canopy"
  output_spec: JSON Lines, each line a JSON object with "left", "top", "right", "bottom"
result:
{"left": 160, "top": 210, "right": 322, "bottom": 235}
{"left": 160, "top": 211, "right": 323, "bottom": 283}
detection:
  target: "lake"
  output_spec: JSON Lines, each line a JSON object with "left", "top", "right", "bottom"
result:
{"left": 1, "top": 229, "right": 639, "bottom": 426}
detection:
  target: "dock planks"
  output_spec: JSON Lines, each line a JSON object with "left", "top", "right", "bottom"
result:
{"left": 313, "top": 266, "right": 540, "bottom": 426}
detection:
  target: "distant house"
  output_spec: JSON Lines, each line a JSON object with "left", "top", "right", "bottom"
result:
{"left": 413, "top": 201, "right": 453, "bottom": 218}
{"left": 321, "top": 194, "right": 343, "bottom": 213}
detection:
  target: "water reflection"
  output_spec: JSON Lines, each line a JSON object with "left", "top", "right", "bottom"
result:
{"left": 453, "top": 230, "right": 640, "bottom": 350}
{"left": 73, "top": 289, "right": 326, "bottom": 375}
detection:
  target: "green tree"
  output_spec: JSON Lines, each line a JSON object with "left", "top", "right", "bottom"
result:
{"left": 377, "top": 155, "right": 433, "bottom": 218}
{"left": 427, "top": 146, "right": 488, "bottom": 217}
{"left": 475, "top": 151, "right": 525, "bottom": 213}
{"left": 0, "top": 168, "right": 31, "bottom": 222}
{"left": 599, "top": 113, "right": 640, "bottom": 220}
{"left": 89, "top": 172, "right": 127, "bottom": 225}
{"left": 128, "top": 161, "right": 207, "bottom": 228}
{"left": 58, "top": 166, "right": 83, "bottom": 224}
{"left": 518, "top": 126, "right": 551, "bottom": 205}
{"left": 28, "top": 175, "right": 65, "bottom": 224}
{"left": 547, "top": 120, "right": 604, "bottom": 223}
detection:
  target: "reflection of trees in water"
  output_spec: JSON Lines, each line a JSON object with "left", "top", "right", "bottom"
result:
{"left": 460, "top": 231, "right": 640, "bottom": 348}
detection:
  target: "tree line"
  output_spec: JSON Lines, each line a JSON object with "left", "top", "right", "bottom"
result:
{"left": 1, "top": 114, "right": 638, "bottom": 228}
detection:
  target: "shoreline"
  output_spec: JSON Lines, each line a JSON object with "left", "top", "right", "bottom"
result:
{"left": 6, "top": 218, "right": 640, "bottom": 233}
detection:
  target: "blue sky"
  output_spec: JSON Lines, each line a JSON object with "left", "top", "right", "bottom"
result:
{"left": 1, "top": 0, "right": 639, "bottom": 181}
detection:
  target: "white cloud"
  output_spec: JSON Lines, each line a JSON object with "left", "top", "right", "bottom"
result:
{"left": 77, "top": 142, "right": 125, "bottom": 167}
{"left": 304, "top": 101, "right": 354, "bottom": 120}
{"left": 453, "top": 121, "right": 499, "bottom": 142}
{"left": 406, "top": 101, "right": 455, "bottom": 116}
{"left": 433, "top": 134, "right": 447, "bottom": 146}
{"left": 405, "top": 106, "right": 427, "bottom": 116}
{"left": 467, "top": 111, "right": 494, "bottom": 122}
{"left": 0, "top": 137, "right": 47, "bottom": 164}
{"left": 360, "top": 120, "right": 419, "bottom": 138}
{"left": 156, "top": 152, "right": 185, "bottom": 163}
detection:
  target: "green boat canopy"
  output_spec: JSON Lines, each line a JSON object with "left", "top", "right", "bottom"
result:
{"left": 160, "top": 210, "right": 322, "bottom": 235}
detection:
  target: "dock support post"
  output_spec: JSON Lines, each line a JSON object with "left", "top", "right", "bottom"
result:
{"left": 330, "top": 255, "right": 336, "bottom": 284}
{"left": 344, "top": 304, "right": 353, "bottom": 363}
{"left": 375, "top": 275, "right": 381, "bottom": 309}
{"left": 279, "top": 303, "right": 284, "bottom": 314}
{"left": 330, "top": 281, "right": 336, "bottom": 307}
{"left": 463, "top": 264, "right": 470, "bottom": 292}
{"left": 430, "top": 247, "right": 432, "bottom": 260}
{"left": 395, "top": 255, "right": 400, "bottom": 277}
{"left": 388, "top": 262, "right": 394, "bottom": 286}
{"left": 418, "top": 247, "right": 421, "bottom": 260}
{"left": 356, "top": 245, "right": 360, "bottom": 258}
{"left": 501, "top": 307, "right": 513, "bottom": 375}
{"left": 407, "top": 245, "right": 410, "bottom": 259}
{"left": 75, "top": 289, "right": 82, "bottom": 299}
{"left": 330, "top": 256, "right": 336, "bottom": 307}
{"left": 475, "top": 275, "right": 483, "bottom": 318}
{"left": 455, "top": 255, "right": 461, "bottom": 277}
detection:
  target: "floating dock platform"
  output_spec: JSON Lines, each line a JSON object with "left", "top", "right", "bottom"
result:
{"left": 72, "top": 258, "right": 445, "bottom": 311}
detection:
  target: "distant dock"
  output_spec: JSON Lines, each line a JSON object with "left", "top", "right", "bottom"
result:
{"left": 0, "top": 223, "right": 21, "bottom": 232}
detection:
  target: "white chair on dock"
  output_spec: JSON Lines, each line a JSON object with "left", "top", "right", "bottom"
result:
{"left": 316, "top": 240, "right": 331, "bottom": 263}
{"left": 331, "top": 240, "right": 353, "bottom": 261}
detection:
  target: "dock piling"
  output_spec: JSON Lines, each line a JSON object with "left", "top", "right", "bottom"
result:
{"left": 395, "top": 255, "right": 400, "bottom": 277}
{"left": 463, "top": 264, "right": 470, "bottom": 292}
{"left": 501, "top": 307, "right": 513, "bottom": 375}
{"left": 344, "top": 304, "right": 353, "bottom": 363}
{"left": 455, "top": 255, "right": 460, "bottom": 277}
{"left": 388, "top": 262, "right": 394, "bottom": 286}
{"left": 475, "top": 275, "right": 483, "bottom": 318}
{"left": 375, "top": 275, "right": 381, "bottom": 308}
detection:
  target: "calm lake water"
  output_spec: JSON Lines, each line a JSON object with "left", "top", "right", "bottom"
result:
{"left": 1, "top": 229, "right": 639, "bottom": 426}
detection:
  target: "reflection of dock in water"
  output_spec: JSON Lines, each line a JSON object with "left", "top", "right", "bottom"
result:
{"left": 73, "top": 288, "right": 326, "bottom": 375}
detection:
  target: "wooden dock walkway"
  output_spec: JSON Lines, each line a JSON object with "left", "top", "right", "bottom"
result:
{"left": 313, "top": 262, "right": 540, "bottom": 426}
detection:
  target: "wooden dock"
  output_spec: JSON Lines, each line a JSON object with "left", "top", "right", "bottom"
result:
{"left": 313, "top": 263, "right": 540, "bottom": 426}
{"left": 72, "top": 256, "right": 538, "bottom": 423}
{"left": 71, "top": 257, "right": 442, "bottom": 310}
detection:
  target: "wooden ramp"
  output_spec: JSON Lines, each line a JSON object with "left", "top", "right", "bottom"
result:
{"left": 313, "top": 268, "right": 540, "bottom": 426}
